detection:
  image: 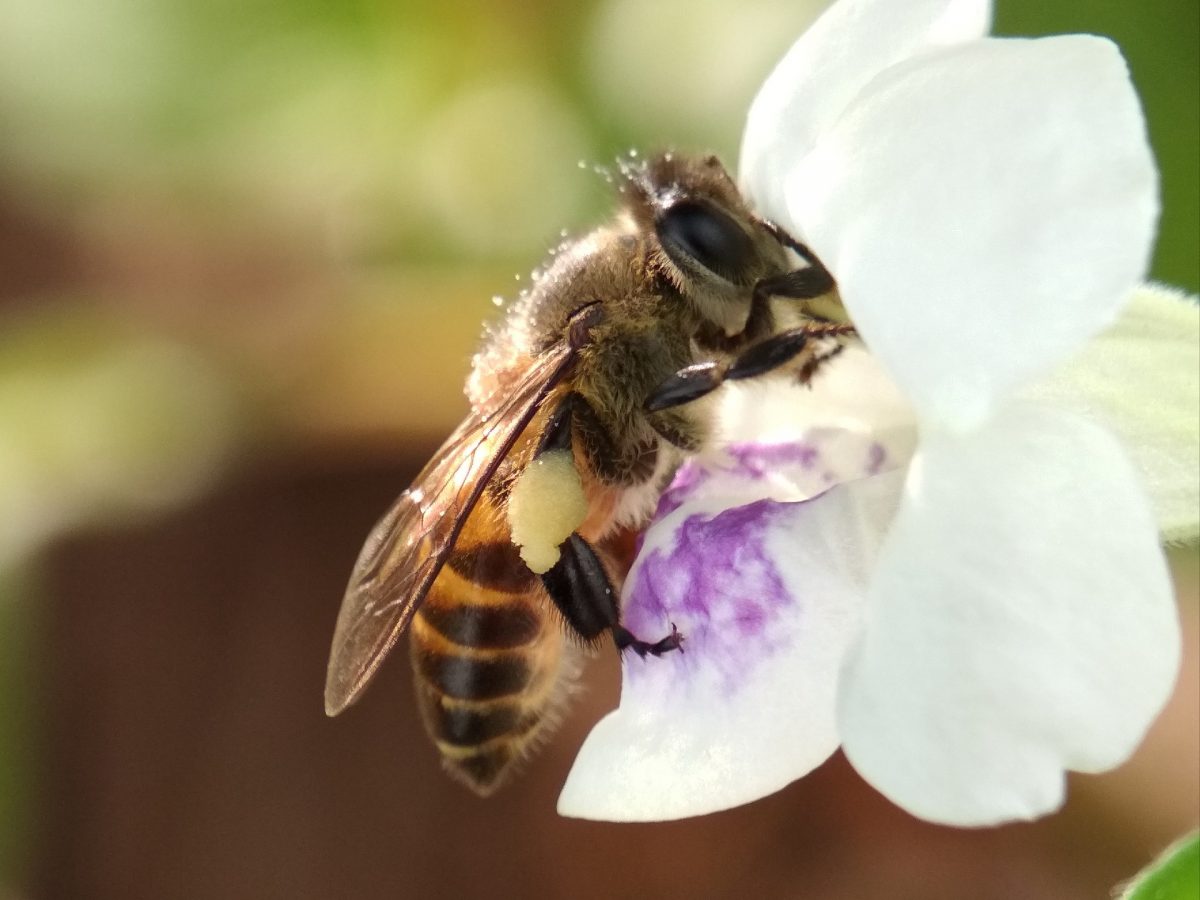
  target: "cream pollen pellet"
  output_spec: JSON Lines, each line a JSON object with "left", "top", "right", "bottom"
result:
{"left": 506, "top": 449, "right": 589, "bottom": 574}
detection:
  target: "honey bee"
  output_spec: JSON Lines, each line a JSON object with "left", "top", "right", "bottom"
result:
{"left": 324, "top": 152, "right": 854, "bottom": 794}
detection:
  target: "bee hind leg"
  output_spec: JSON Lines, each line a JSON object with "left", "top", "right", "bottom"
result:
{"left": 613, "top": 621, "right": 684, "bottom": 658}
{"left": 541, "top": 533, "right": 683, "bottom": 657}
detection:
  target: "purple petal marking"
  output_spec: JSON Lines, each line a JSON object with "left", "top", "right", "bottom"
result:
{"left": 654, "top": 440, "right": 827, "bottom": 519}
{"left": 656, "top": 461, "right": 710, "bottom": 518}
{"left": 624, "top": 499, "right": 801, "bottom": 696}
{"left": 623, "top": 435, "right": 890, "bottom": 694}
{"left": 726, "top": 441, "right": 820, "bottom": 477}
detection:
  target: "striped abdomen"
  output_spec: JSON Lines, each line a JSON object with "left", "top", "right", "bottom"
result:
{"left": 408, "top": 493, "right": 573, "bottom": 795}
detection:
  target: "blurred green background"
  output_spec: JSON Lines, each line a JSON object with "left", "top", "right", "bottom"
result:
{"left": 0, "top": 1, "right": 1195, "bottom": 898}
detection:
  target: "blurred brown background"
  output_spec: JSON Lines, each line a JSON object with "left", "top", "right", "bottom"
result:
{"left": 0, "top": 1, "right": 1196, "bottom": 898}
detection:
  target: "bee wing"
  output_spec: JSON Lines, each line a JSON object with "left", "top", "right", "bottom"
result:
{"left": 324, "top": 340, "right": 577, "bottom": 715}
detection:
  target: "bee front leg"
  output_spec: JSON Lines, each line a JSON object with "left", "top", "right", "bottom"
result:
{"left": 541, "top": 534, "right": 683, "bottom": 658}
{"left": 735, "top": 227, "right": 836, "bottom": 340}
{"left": 643, "top": 328, "right": 810, "bottom": 413}
{"left": 644, "top": 323, "right": 857, "bottom": 415}
{"left": 742, "top": 261, "right": 837, "bottom": 341}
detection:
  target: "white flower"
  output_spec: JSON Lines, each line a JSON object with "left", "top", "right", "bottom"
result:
{"left": 558, "top": 0, "right": 1197, "bottom": 826}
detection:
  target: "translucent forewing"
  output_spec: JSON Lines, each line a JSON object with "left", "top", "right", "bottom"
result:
{"left": 324, "top": 340, "right": 577, "bottom": 715}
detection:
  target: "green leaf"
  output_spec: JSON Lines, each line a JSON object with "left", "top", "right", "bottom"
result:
{"left": 1028, "top": 284, "right": 1200, "bottom": 546}
{"left": 1121, "top": 831, "right": 1200, "bottom": 900}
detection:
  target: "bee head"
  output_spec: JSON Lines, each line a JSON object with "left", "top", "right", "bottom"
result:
{"left": 620, "top": 152, "right": 789, "bottom": 336}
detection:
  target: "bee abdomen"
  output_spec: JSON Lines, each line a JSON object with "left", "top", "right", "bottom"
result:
{"left": 418, "top": 593, "right": 542, "bottom": 649}
{"left": 438, "top": 744, "right": 521, "bottom": 795}
{"left": 410, "top": 561, "right": 568, "bottom": 795}
{"left": 414, "top": 645, "right": 535, "bottom": 701}
{"left": 427, "top": 696, "right": 540, "bottom": 747}
{"left": 445, "top": 540, "right": 539, "bottom": 594}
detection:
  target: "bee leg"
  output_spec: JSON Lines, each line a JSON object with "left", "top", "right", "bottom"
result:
{"left": 541, "top": 534, "right": 683, "bottom": 657}
{"left": 570, "top": 393, "right": 663, "bottom": 484}
{"left": 752, "top": 265, "right": 836, "bottom": 305}
{"left": 643, "top": 361, "right": 723, "bottom": 413}
{"left": 794, "top": 341, "right": 848, "bottom": 385}
{"left": 533, "top": 393, "right": 680, "bottom": 654}
{"left": 740, "top": 228, "right": 837, "bottom": 340}
{"left": 643, "top": 330, "right": 811, "bottom": 412}
{"left": 762, "top": 221, "right": 826, "bottom": 269}
{"left": 613, "top": 621, "right": 684, "bottom": 659}
{"left": 728, "top": 323, "right": 853, "bottom": 387}
{"left": 644, "top": 324, "right": 855, "bottom": 414}
{"left": 724, "top": 327, "right": 815, "bottom": 382}
{"left": 645, "top": 409, "right": 702, "bottom": 453}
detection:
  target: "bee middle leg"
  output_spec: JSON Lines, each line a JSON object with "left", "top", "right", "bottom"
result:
{"left": 643, "top": 323, "right": 853, "bottom": 414}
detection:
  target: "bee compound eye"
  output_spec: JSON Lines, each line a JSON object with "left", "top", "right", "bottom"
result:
{"left": 656, "top": 201, "right": 756, "bottom": 284}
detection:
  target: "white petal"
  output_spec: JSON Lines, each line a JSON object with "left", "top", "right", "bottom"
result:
{"left": 714, "top": 345, "right": 918, "bottom": 466}
{"left": 839, "top": 406, "right": 1180, "bottom": 826}
{"left": 791, "top": 37, "right": 1158, "bottom": 428}
{"left": 739, "top": 0, "right": 991, "bottom": 220}
{"left": 662, "top": 431, "right": 907, "bottom": 527}
{"left": 558, "top": 450, "right": 905, "bottom": 822}
{"left": 1027, "top": 284, "right": 1200, "bottom": 544}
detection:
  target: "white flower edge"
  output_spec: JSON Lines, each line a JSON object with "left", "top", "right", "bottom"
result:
{"left": 839, "top": 405, "right": 1180, "bottom": 825}
{"left": 783, "top": 34, "right": 1157, "bottom": 428}
{"left": 741, "top": 0, "right": 992, "bottom": 221}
